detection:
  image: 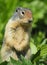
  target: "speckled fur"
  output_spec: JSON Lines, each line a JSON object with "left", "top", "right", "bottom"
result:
{"left": 1, "top": 7, "right": 32, "bottom": 61}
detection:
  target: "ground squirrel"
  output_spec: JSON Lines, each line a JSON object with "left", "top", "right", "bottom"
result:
{"left": 1, "top": 7, "right": 33, "bottom": 61}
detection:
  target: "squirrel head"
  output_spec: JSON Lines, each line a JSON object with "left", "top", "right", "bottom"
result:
{"left": 12, "top": 7, "right": 33, "bottom": 24}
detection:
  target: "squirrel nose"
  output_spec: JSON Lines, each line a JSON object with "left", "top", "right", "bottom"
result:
{"left": 28, "top": 20, "right": 32, "bottom": 23}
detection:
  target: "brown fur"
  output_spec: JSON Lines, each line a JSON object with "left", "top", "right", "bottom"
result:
{"left": 1, "top": 7, "right": 32, "bottom": 61}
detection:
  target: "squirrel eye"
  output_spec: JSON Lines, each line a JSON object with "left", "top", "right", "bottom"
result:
{"left": 22, "top": 11, "right": 24, "bottom": 14}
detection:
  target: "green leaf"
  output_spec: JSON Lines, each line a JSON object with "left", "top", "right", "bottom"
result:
{"left": 40, "top": 44, "right": 47, "bottom": 57}
{"left": 30, "top": 39, "right": 37, "bottom": 54}
{"left": 21, "top": 55, "right": 33, "bottom": 65}
{"left": 0, "top": 61, "right": 8, "bottom": 65}
{"left": 9, "top": 57, "right": 22, "bottom": 65}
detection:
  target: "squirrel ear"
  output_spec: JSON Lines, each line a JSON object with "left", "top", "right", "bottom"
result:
{"left": 16, "top": 9, "right": 18, "bottom": 12}
{"left": 16, "top": 7, "right": 20, "bottom": 12}
{"left": 16, "top": 7, "right": 22, "bottom": 12}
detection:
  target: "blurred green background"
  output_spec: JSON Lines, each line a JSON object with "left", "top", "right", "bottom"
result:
{"left": 0, "top": 0, "right": 47, "bottom": 65}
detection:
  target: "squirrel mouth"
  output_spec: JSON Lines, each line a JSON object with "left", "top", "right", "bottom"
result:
{"left": 20, "top": 22, "right": 31, "bottom": 27}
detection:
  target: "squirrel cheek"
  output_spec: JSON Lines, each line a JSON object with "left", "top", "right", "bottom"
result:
{"left": 22, "top": 18, "right": 29, "bottom": 23}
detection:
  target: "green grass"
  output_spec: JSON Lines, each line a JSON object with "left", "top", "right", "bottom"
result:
{"left": 0, "top": 0, "right": 47, "bottom": 65}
